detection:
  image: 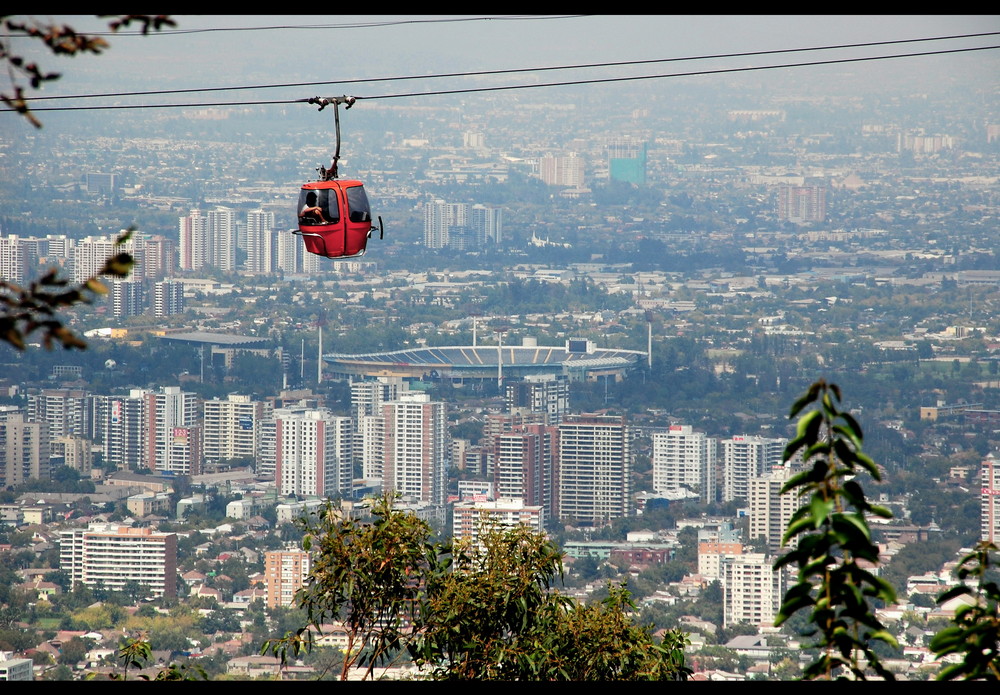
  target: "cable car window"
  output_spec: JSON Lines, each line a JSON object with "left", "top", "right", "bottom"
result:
{"left": 346, "top": 185, "right": 371, "bottom": 223}
{"left": 298, "top": 188, "right": 339, "bottom": 225}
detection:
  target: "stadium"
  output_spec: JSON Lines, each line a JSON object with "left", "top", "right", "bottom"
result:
{"left": 322, "top": 337, "right": 647, "bottom": 383}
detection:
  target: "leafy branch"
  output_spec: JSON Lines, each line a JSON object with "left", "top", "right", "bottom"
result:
{"left": 773, "top": 379, "right": 898, "bottom": 680}
{"left": 930, "top": 541, "right": 1000, "bottom": 680}
{"left": 0, "top": 229, "right": 135, "bottom": 351}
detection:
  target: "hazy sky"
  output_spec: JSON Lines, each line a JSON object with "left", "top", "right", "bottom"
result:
{"left": 11, "top": 15, "right": 1000, "bottom": 104}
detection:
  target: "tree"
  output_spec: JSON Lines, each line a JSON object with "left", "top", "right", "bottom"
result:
{"left": 1, "top": 15, "right": 174, "bottom": 128}
{"left": 773, "top": 379, "right": 898, "bottom": 680}
{"left": 1, "top": 229, "right": 134, "bottom": 350}
{"left": 265, "top": 495, "right": 691, "bottom": 681}
{"left": 930, "top": 541, "right": 1000, "bottom": 680}
{"left": 262, "top": 494, "right": 438, "bottom": 680}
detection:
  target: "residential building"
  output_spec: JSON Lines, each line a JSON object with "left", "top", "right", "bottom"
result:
{"left": 111, "top": 278, "right": 144, "bottom": 318}
{"left": 0, "top": 414, "right": 50, "bottom": 488}
{"left": 27, "top": 388, "right": 91, "bottom": 440}
{"left": 721, "top": 552, "right": 785, "bottom": 628}
{"left": 505, "top": 374, "right": 569, "bottom": 424}
{"left": 203, "top": 394, "right": 272, "bottom": 466}
{"left": 556, "top": 413, "right": 629, "bottom": 525}
{"left": 539, "top": 152, "right": 584, "bottom": 187}
{"left": 382, "top": 392, "right": 447, "bottom": 506}
{"left": 776, "top": 185, "right": 827, "bottom": 223}
{"left": 721, "top": 435, "right": 786, "bottom": 503}
{"left": 0, "top": 652, "right": 33, "bottom": 681}
{"left": 145, "top": 386, "right": 201, "bottom": 476}
{"left": 152, "top": 279, "right": 185, "bottom": 317}
{"left": 452, "top": 498, "right": 545, "bottom": 545}
{"left": 748, "top": 465, "right": 799, "bottom": 552}
{"left": 982, "top": 454, "right": 1000, "bottom": 543}
{"left": 652, "top": 424, "right": 717, "bottom": 504}
{"left": 265, "top": 549, "right": 311, "bottom": 608}
{"left": 492, "top": 423, "right": 557, "bottom": 520}
{"left": 93, "top": 389, "right": 150, "bottom": 471}
{"left": 245, "top": 209, "right": 276, "bottom": 273}
{"left": 59, "top": 523, "right": 178, "bottom": 598}
{"left": 274, "top": 409, "right": 353, "bottom": 498}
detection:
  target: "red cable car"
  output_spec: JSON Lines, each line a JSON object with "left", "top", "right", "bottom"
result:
{"left": 293, "top": 96, "right": 383, "bottom": 260}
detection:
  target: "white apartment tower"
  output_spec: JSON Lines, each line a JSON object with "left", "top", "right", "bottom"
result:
{"left": 721, "top": 435, "right": 786, "bottom": 503}
{"left": 203, "top": 394, "right": 272, "bottom": 466}
{"left": 452, "top": 498, "right": 545, "bottom": 545}
{"left": 59, "top": 524, "right": 178, "bottom": 598}
{"left": 94, "top": 390, "right": 150, "bottom": 471}
{"left": 652, "top": 425, "right": 717, "bottom": 504}
{"left": 144, "top": 386, "right": 201, "bottom": 476}
{"left": 274, "top": 409, "right": 353, "bottom": 498}
{"left": 748, "top": 465, "right": 800, "bottom": 552}
{"left": 179, "top": 209, "right": 208, "bottom": 271}
{"left": 982, "top": 454, "right": 1000, "bottom": 543}
{"left": 245, "top": 209, "right": 276, "bottom": 273}
{"left": 28, "top": 388, "right": 91, "bottom": 440}
{"left": 382, "top": 392, "right": 447, "bottom": 506}
{"left": 207, "top": 207, "right": 238, "bottom": 271}
{"left": 721, "top": 552, "right": 786, "bottom": 628}
{"left": 556, "top": 414, "right": 630, "bottom": 525}
{"left": 111, "top": 279, "right": 144, "bottom": 318}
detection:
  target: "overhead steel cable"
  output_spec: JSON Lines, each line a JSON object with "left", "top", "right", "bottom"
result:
{"left": 6, "top": 43, "right": 999, "bottom": 115}
{"left": 83, "top": 15, "right": 590, "bottom": 37}
{"left": 18, "top": 31, "right": 1000, "bottom": 104}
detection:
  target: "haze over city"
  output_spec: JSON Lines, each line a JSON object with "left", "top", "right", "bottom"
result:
{"left": 0, "top": 14, "right": 999, "bottom": 681}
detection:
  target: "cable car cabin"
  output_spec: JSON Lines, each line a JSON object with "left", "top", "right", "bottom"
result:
{"left": 295, "top": 179, "right": 373, "bottom": 259}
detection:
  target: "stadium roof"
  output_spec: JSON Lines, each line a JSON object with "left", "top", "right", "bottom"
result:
{"left": 323, "top": 343, "right": 645, "bottom": 381}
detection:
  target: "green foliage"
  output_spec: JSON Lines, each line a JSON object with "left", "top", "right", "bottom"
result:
{"left": 262, "top": 494, "right": 438, "bottom": 680}
{"left": 930, "top": 541, "right": 1000, "bottom": 680}
{"left": 266, "top": 495, "right": 690, "bottom": 681}
{"left": 89, "top": 636, "right": 207, "bottom": 681}
{"left": 0, "top": 229, "right": 135, "bottom": 351}
{"left": 773, "top": 379, "right": 898, "bottom": 680}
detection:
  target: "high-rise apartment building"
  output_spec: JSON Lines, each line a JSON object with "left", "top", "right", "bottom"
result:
{"left": 748, "top": 465, "right": 799, "bottom": 553}
{"left": 492, "top": 423, "right": 557, "bottom": 520}
{"left": 721, "top": 435, "right": 786, "bottom": 503}
{"left": 152, "top": 280, "right": 185, "bottom": 317}
{"left": 111, "top": 279, "right": 144, "bottom": 318}
{"left": 721, "top": 552, "right": 786, "bottom": 628}
{"left": 0, "top": 234, "right": 38, "bottom": 285}
{"left": 274, "top": 409, "right": 353, "bottom": 498}
{"left": 652, "top": 425, "right": 717, "bottom": 504}
{"left": 776, "top": 185, "right": 827, "bottom": 223}
{"left": 452, "top": 498, "right": 545, "bottom": 545}
{"left": 71, "top": 233, "right": 143, "bottom": 284}
{"left": 59, "top": 523, "right": 177, "bottom": 597}
{"left": 179, "top": 209, "right": 208, "bottom": 271}
{"left": 556, "top": 413, "right": 629, "bottom": 525}
{"left": 93, "top": 389, "right": 150, "bottom": 471}
{"left": 203, "top": 394, "right": 272, "bottom": 466}
{"left": 207, "top": 207, "right": 237, "bottom": 271}
{"left": 382, "top": 392, "right": 447, "bottom": 506}
{"left": 27, "top": 388, "right": 91, "bottom": 440}
{"left": 982, "top": 454, "right": 1000, "bottom": 543}
{"left": 0, "top": 414, "right": 50, "bottom": 488}
{"left": 539, "top": 153, "right": 585, "bottom": 187}
{"left": 264, "top": 548, "right": 311, "bottom": 608}
{"left": 505, "top": 374, "right": 569, "bottom": 424}
{"left": 145, "top": 386, "right": 201, "bottom": 476}
{"left": 245, "top": 209, "right": 276, "bottom": 273}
